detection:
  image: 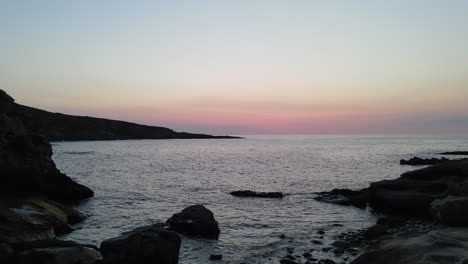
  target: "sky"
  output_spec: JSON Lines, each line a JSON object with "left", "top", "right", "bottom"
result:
{"left": 1, "top": 0, "right": 468, "bottom": 135}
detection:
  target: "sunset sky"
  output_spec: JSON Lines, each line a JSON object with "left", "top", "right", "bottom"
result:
{"left": 2, "top": 0, "right": 468, "bottom": 135}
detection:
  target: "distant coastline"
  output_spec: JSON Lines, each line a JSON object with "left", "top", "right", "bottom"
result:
{"left": 20, "top": 105, "right": 241, "bottom": 142}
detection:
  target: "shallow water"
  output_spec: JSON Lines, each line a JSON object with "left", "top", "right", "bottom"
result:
{"left": 54, "top": 134, "right": 468, "bottom": 263}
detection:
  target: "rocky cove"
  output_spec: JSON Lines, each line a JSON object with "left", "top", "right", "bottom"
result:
{"left": 2, "top": 88, "right": 468, "bottom": 264}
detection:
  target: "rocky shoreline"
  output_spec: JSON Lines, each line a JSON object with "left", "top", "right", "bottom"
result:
{"left": 314, "top": 158, "right": 468, "bottom": 264}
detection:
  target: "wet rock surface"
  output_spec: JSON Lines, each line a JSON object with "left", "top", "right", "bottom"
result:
{"left": 166, "top": 204, "right": 220, "bottom": 239}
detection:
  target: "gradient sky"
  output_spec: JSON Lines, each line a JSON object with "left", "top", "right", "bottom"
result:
{"left": 2, "top": 0, "right": 468, "bottom": 135}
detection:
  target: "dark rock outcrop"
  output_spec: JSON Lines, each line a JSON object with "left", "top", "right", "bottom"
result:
{"left": 367, "top": 160, "right": 468, "bottom": 216}
{"left": 431, "top": 196, "right": 468, "bottom": 226}
{"left": 166, "top": 204, "right": 220, "bottom": 239}
{"left": 0, "top": 90, "right": 92, "bottom": 244}
{"left": 400, "top": 157, "right": 454, "bottom": 166}
{"left": 21, "top": 105, "right": 240, "bottom": 141}
{"left": 1, "top": 239, "right": 101, "bottom": 264}
{"left": 0, "top": 90, "right": 93, "bottom": 203}
{"left": 314, "top": 188, "right": 369, "bottom": 208}
{"left": 230, "top": 190, "right": 284, "bottom": 198}
{"left": 318, "top": 160, "right": 468, "bottom": 216}
{"left": 100, "top": 225, "right": 180, "bottom": 264}
{"left": 439, "top": 151, "right": 468, "bottom": 155}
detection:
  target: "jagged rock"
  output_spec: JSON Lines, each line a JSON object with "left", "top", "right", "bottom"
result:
{"left": 431, "top": 196, "right": 468, "bottom": 226}
{"left": 166, "top": 205, "right": 220, "bottom": 239}
{"left": 100, "top": 225, "right": 180, "bottom": 264}
{"left": 230, "top": 190, "right": 284, "bottom": 198}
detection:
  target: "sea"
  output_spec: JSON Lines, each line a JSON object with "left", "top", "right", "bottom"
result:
{"left": 54, "top": 134, "right": 468, "bottom": 263}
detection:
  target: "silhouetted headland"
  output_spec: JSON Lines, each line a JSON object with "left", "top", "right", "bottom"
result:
{"left": 20, "top": 105, "right": 241, "bottom": 142}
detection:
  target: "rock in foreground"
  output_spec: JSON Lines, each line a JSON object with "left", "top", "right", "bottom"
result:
{"left": 166, "top": 205, "right": 220, "bottom": 239}
{"left": 100, "top": 225, "right": 181, "bottom": 264}
{"left": 230, "top": 190, "right": 284, "bottom": 198}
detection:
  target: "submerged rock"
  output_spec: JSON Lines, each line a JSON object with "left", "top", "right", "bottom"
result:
{"left": 230, "top": 190, "right": 284, "bottom": 198}
{"left": 166, "top": 204, "right": 220, "bottom": 239}
{"left": 431, "top": 196, "right": 468, "bottom": 226}
{"left": 100, "top": 225, "right": 180, "bottom": 264}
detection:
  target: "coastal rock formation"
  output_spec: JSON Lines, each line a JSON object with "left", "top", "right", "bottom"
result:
{"left": 317, "top": 158, "right": 468, "bottom": 263}
{"left": 318, "top": 160, "right": 468, "bottom": 216}
{"left": 431, "top": 196, "right": 468, "bottom": 226}
{"left": 100, "top": 225, "right": 180, "bottom": 264}
{"left": 351, "top": 228, "right": 468, "bottom": 264}
{"left": 368, "top": 160, "right": 468, "bottom": 216}
{"left": 1, "top": 240, "right": 101, "bottom": 264}
{"left": 166, "top": 204, "right": 220, "bottom": 239}
{"left": 21, "top": 105, "right": 240, "bottom": 141}
{"left": 230, "top": 190, "right": 284, "bottom": 198}
{"left": 0, "top": 90, "right": 93, "bottom": 203}
{"left": 400, "top": 157, "right": 452, "bottom": 165}
{"left": 1, "top": 89, "right": 93, "bottom": 247}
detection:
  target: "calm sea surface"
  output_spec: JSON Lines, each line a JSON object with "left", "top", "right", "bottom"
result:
{"left": 54, "top": 135, "right": 468, "bottom": 263}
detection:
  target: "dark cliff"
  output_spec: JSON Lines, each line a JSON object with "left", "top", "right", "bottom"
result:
{"left": 21, "top": 106, "right": 240, "bottom": 142}
{"left": 0, "top": 90, "right": 93, "bottom": 203}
